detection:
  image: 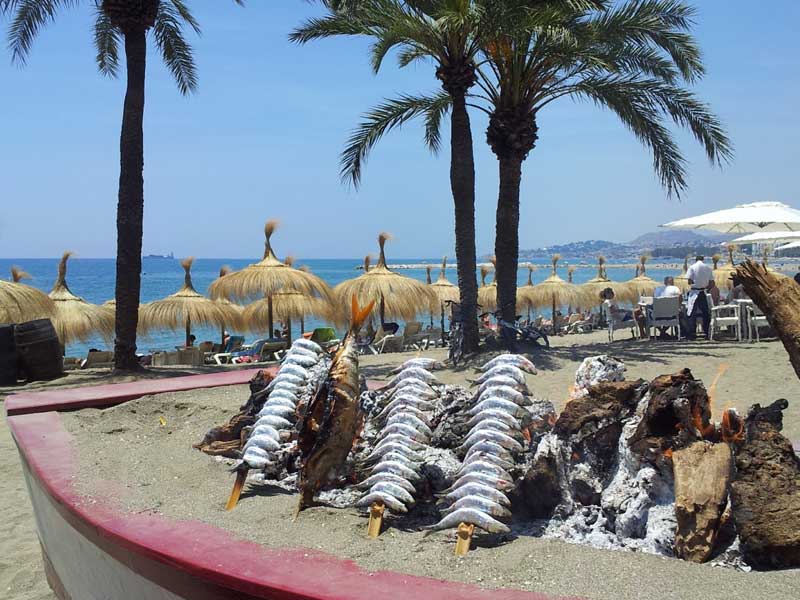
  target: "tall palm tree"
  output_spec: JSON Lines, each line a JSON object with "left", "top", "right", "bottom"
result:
{"left": 478, "top": 0, "right": 732, "bottom": 320}
{"left": 291, "top": 0, "right": 484, "bottom": 352}
{"left": 1, "top": 0, "right": 242, "bottom": 370}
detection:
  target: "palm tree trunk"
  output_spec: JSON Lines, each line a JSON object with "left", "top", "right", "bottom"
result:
{"left": 113, "top": 30, "right": 147, "bottom": 371}
{"left": 450, "top": 92, "right": 480, "bottom": 353}
{"left": 495, "top": 155, "right": 523, "bottom": 323}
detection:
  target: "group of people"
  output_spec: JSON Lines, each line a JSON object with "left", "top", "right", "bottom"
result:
{"left": 600, "top": 255, "right": 749, "bottom": 341}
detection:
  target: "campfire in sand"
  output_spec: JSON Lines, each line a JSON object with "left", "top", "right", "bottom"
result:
{"left": 196, "top": 343, "right": 799, "bottom": 570}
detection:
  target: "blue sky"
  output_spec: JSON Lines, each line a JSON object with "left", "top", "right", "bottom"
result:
{"left": 1, "top": 1, "right": 799, "bottom": 259}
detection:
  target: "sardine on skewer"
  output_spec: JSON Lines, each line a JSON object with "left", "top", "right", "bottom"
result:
{"left": 390, "top": 358, "right": 445, "bottom": 374}
{"left": 479, "top": 354, "right": 537, "bottom": 374}
{"left": 428, "top": 508, "right": 511, "bottom": 534}
{"left": 471, "top": 365, "right": 527, "bottom": 387}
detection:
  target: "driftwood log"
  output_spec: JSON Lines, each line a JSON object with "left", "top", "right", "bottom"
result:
{"left": 735, "top": 260, "right": 800, "bottom": 379}
{"left": 672, "top": 441, "right": 732, "bottom": 563}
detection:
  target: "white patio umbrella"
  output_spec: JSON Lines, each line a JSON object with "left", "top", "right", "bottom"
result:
{"left": 775, "top": 240, "right": 800, "bottom": 252}
{"left": 661, "top": 201, "right": 800, "bottom": 233}
{"left": 729, "top": 231, "right": 800, "bottom": 244}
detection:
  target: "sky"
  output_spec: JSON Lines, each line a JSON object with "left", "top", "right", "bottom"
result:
{"left": 1, "top": 1, "right": 799, "bottom": 260}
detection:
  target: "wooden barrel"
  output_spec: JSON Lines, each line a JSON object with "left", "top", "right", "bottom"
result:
{"left": 0, "top": 324, "right": 18, "bottom": 385}
{"left": 15, "top": 319, "right": 64, "bottom": 382}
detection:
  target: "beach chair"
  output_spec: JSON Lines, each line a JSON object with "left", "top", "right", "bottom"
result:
{"left": 310, "top": 327, "right": 340, "bottom": 350}
{"left": 647, "top": 296, "right": 681, "bottom": 340}
{"left": 213, "top": 335, "right": 244, "bottom": 365}
{"left": 745, "top": 304, "right": 770, "bottom": 342}
{"left": 401, "top": 321, "right": 427, "bottom": 350}
{"left": 231, "top": 339, "right": 269, "bottom": 364}
{"left": 360, "top": 326, "right": 389, "bottom": 355}
{"left": 80, "top": 350, "right": 113, "bottom": 369}
{"left": 709, "top": 304, "right": 741, "bottom": 342}
{"left": 374, "top": 334, "right": 404, "bottom": 354}
{"left": 603, "top": 304, "right": 638, "bottom": 342}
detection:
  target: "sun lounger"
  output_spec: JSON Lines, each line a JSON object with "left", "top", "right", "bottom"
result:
{"left": 80, "top": 350, "right": 113, "bottom": 369}
{"left": 213, "top": 336, "right": 245, "bottom": 365}
{"left": 401, "top": 321, "right": 428, "bottom": 350}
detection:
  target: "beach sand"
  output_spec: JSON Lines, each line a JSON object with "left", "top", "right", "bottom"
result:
{"left": 3, "top": 332, "right": 799, "bottom": 599}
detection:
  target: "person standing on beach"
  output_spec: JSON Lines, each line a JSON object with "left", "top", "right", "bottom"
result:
{"left": 686, "top": 256, "right": 713, "bottom": 340}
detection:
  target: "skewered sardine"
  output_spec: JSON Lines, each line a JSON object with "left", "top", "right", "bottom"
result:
{"left": 380, "top": 367, "right": 440, "bottom": 389}
{"left": 428, "top": 508, "right": 510, "bottom": 534}
{"left": 390, "top": 358, "right": 445, "bottom": 374}
{"left": 441, "top": 495, "right": 512, "bottom": 518}
{"left": 472, "top": 365, "right": 527, "bottom": 387}
{"left": 480, "top": 354, "right": 537, "bottom": 374}
{"left": 356, "top": 491, "right": 407, "bottom": 513}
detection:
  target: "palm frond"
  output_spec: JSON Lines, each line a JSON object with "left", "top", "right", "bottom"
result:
{"left": 4, "top": 0, "right": 78, "bottom": 65}
{"left": 153, "top": 0, "right": 198, "bottom": 95}
{"left": 341, "top": 91, "right": 451, "bottom": 186}
{"left": 93, "top": 4, "right": 121, "bottom": 78}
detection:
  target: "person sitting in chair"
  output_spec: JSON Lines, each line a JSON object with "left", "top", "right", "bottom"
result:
{"left": 599, "top": 288, "right": 646, "bottom": 337}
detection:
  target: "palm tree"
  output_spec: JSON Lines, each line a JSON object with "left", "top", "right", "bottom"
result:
{"left": 1, "top": 0, "right": 242, "bottom": 370}
{"left": 478, "top": 0, "right": 732, "bottom": 320}
{"left": 291, "top": 0, "right": 484, "bottom": 353}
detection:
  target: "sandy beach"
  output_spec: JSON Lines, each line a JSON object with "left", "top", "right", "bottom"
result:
{"left": 3, "top": 330, "right": 798, "bottom": 600}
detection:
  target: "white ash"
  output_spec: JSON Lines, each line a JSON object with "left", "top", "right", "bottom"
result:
{"left": 571, "top": 355, "right": 626, "bottom": 399}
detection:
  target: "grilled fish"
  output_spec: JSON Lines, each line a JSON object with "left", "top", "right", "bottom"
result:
{"left": 428, "top": 508, "right": 510, "bottom": 534}
{"left": 390, "top": 358, "right": 445, "bottom": 374}
{"left": 480, "top": 354, "right": 537, "bottom": 374}
{"left": 295, "top": 297, "right": 374, "bottom": 513}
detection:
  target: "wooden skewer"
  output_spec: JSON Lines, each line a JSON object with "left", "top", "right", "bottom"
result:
{"left": 225, "top": 470, "right": 247, "bottom": 512}
{"left": 367, "top": 501, "right": 385, "bottom": 538}
{"left": 454, "top": 522, "right": 474, "bottom": 556}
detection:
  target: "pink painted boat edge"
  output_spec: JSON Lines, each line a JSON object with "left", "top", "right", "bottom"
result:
{"left": 5, "top": 368, "right": 268, "bottom": 416}
{"left": 9, "top": 409, "right": 584, "bottom": 600}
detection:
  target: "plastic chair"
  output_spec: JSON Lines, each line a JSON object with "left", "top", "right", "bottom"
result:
{"left": 709, "top": 304, "right": 741, "bottom": 342}
{"left": 648, "top": 296, "right": 681, "bottom": 340}
{"left": 746, "top": 304, "right": 769, "bottom": 342}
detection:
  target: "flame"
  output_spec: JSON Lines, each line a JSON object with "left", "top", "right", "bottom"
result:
{"left": 706, "top": 364, "right": 729, "bottom": 416}
{"left": 691, "top": 404, "right": 716, "bottom": 439}
{"left": 663, "top": 448, "right": 673, "bottom": 460}
{"left": 721, "top": 409, "right": 745, "bottom": 443}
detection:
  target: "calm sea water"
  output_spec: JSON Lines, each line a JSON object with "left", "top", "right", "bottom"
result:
{"left": 0, "top": 257, "right": 677, "bottom": 357}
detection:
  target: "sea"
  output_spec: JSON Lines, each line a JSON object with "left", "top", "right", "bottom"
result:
{"left": 0, "top": 257, "right": 679, "bottom": 357}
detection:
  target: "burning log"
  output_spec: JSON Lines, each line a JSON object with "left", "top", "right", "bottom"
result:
{"left": 730, "top": 399, "right": 800, "bottom": 569}
{"left": 673, "top": 441, "right": 733, "bottom": 563}
{"left": 735, "top": 260, "right": 800, "bottom": 379}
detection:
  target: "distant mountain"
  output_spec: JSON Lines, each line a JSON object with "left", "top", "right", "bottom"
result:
{"left": 630, "top": 230, "right": 732, "bottom": 248}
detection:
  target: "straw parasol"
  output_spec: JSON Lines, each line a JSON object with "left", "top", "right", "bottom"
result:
{"left": 516, "top": 263, "right": 537, "bottom": 319}
{"left": 208, "top": 220, "right": 333, "bottom": 335}
{"left": 477, "top": 258, "right": 498, "bottom": 312}
{"left": 48, "top": 252, "right": 114, "bottom": 345}
{"left": 243, "top": 257, "right": 334, "bottom": 341}
{"left": 428, "top": 256, "right": 460, "bottom": 344}
{"left": 713, "top": 244, "right": 738, "bottom": 290}
{"left": 523, "top": 254, "right": 581, "bottom": 322}
{"left": 334, "top": 233, "right": 435, "bottom": 323}
{"left": 140, "top": 258, "right": 241, "bottom": 347}
{"left": 673, "top": 256, "right": 691, "bottom": 293}
{"left": 1, "top": 267, "right": 55, "bottom": 324}
{"left": 579, "top": 256, "right": 621, "bottom": 308}
{"left": 619, "top": 255, "right": 659, "bottom": 303}
{"left": 212, "top": 266, "right": 244, "bottom": 344}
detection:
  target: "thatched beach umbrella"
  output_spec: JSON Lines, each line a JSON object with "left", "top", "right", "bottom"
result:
{"left": 140, "top": 258, "right": 241, "bottom": 347}
{"left": 579, "top": 256, "right": 622, "bottom": 308}
{"left": 209, "top": 220, "right": 333, "bottom": 335}
{"left": 48, "top": 252, "right": 114, "bottom": 345}
{"left": 619, "top": 255, "right": 659, "bottom": 303}
{"left": 429, "top": 257, "right": 459, "bottom": 344}
{"left": 334, "top": 233, "right": 435, "bottom": 324}
{"left": 524, "top": 255, "right": 581, "bottom": 322}
{"left": 516, "top": 264, "right": 537, "bottom": 320}
{"left": 713, "top": 245, "right": 738, "bottom": 291}
{"left": 1, "top": 267, "right": 55, "bottom": 324}
{"left": 243, "top": 257, "right": 334, "bottom": 341}
{"left": 477, "top": 258, "right": 498, "bottom": 312}
{"left": 673, "top": 256, "right": 691, "bottom": 293}
{"left": 212, "top": 266, "right": 244, "bottom": 345}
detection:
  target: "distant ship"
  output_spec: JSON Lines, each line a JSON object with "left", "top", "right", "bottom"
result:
{"left": 143, "top": 252, "right": 175, "bottom": 259}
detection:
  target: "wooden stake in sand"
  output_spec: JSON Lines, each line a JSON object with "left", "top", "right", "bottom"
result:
{"left": 454, "top": 522, "right": 475, "bottom": 556}
{"left": 367, "top": 502, "right": 385, "bottom": 539}
{"left": 225, "top": 469, "right": 247, "bottom": 512}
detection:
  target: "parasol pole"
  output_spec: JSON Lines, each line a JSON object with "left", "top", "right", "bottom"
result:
{"left": 186, "top": 315, "right": 192, "bottom": 348}
{"left": 268, "top": 294, "right": 274, "bottom": 338}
